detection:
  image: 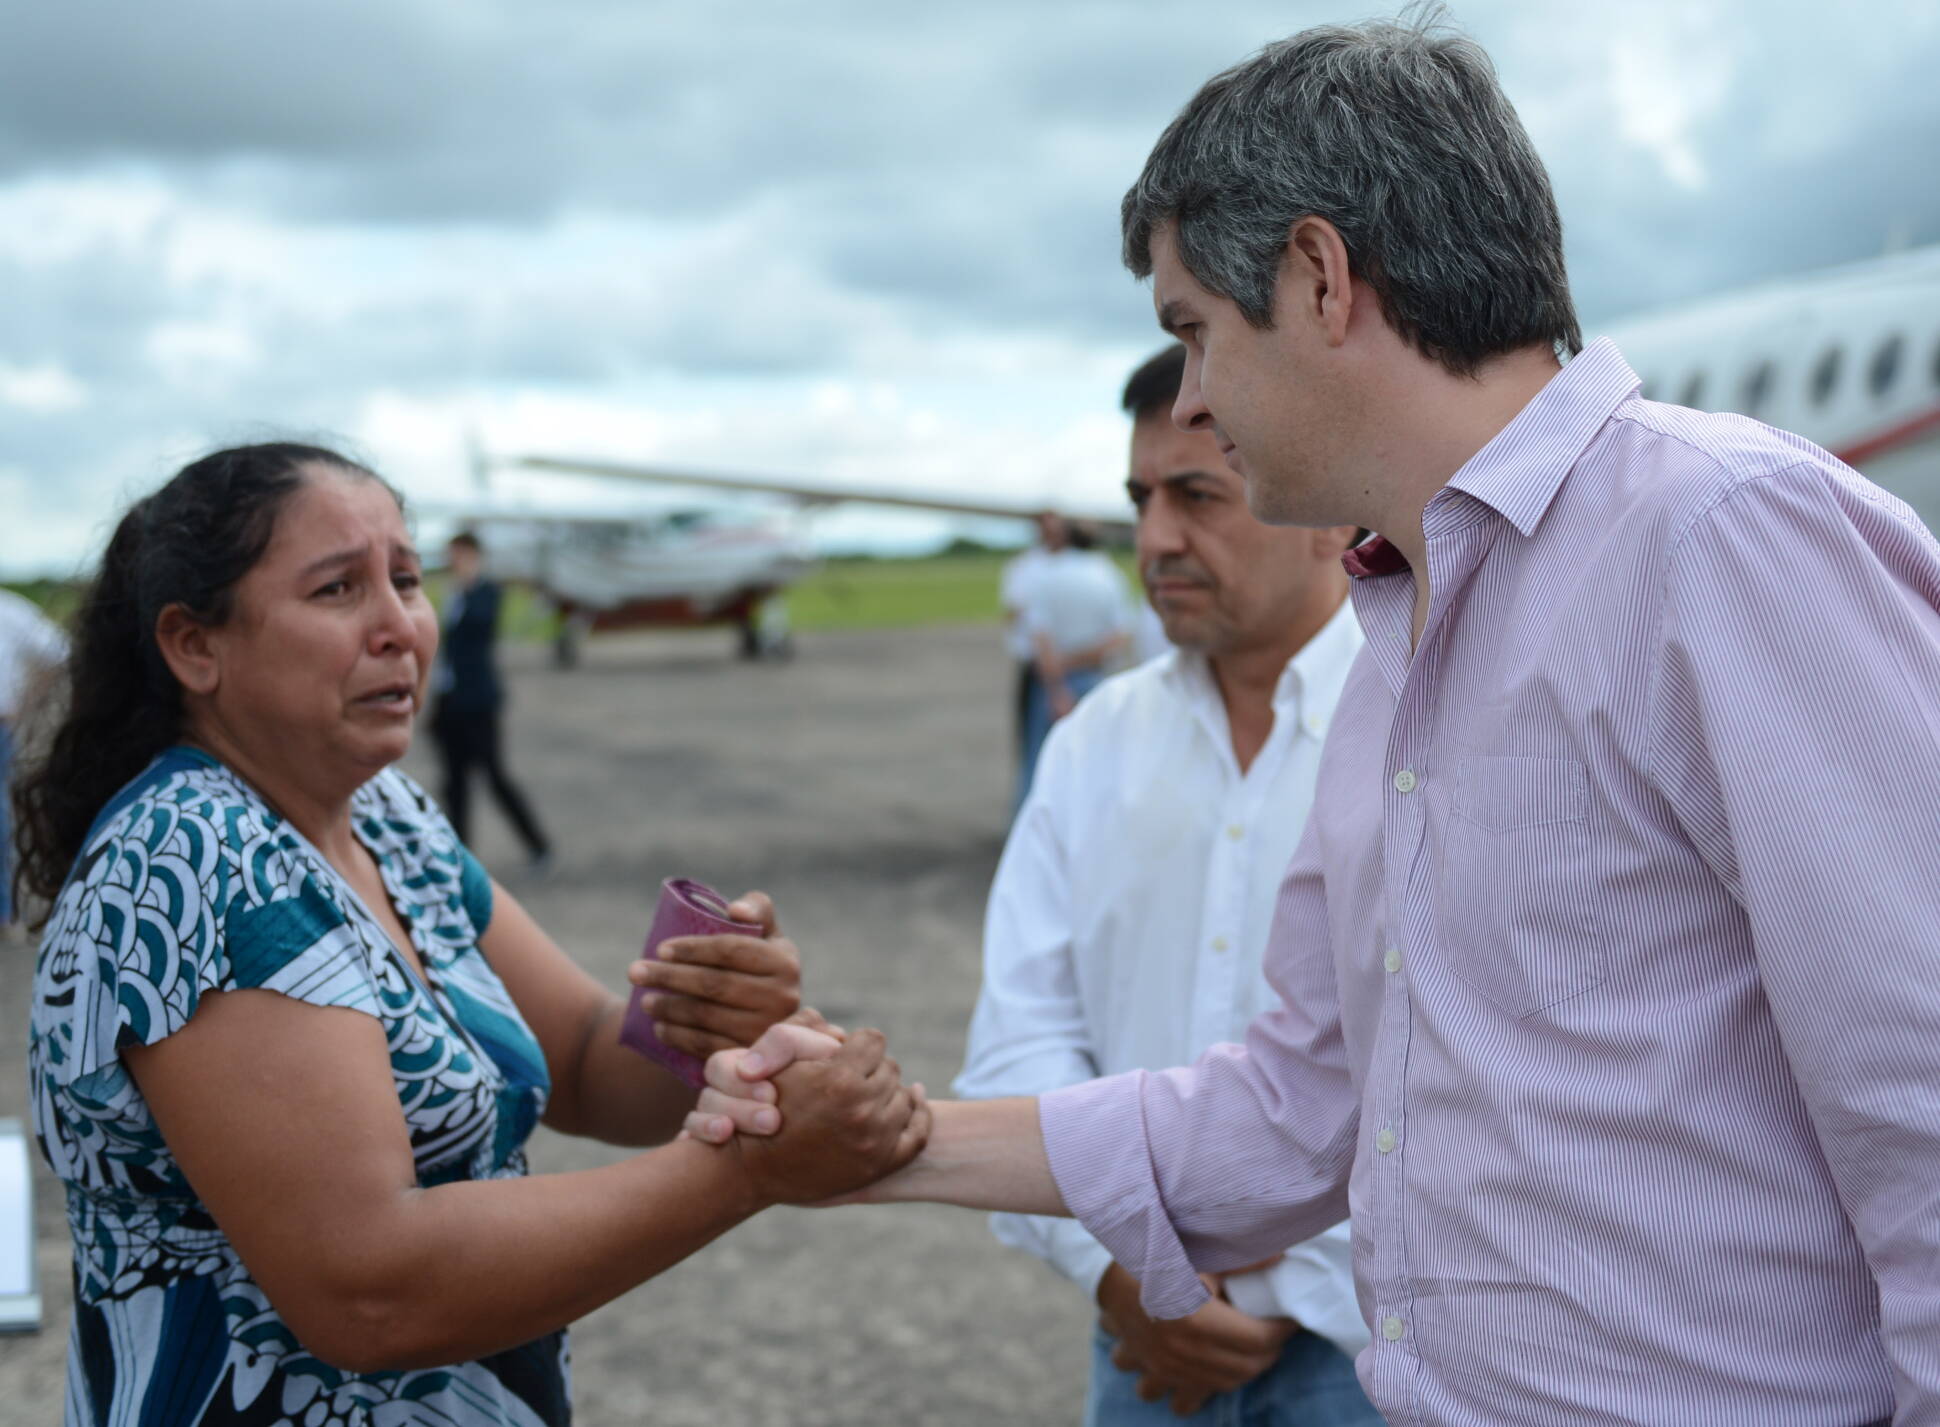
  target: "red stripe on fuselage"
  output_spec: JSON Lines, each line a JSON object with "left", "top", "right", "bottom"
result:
{"left": 1836, "top": 403, "right": 1940, "bottom": 466}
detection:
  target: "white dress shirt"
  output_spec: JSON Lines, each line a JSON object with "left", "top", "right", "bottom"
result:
{"left": 955, "top": 595, "right": 1368, "bottom": 1357}
{"left": 1018, "top": 549, "right": 1135, "bottom": 659}
{"left": 1000, "top": 546, "right": 1057, "bottom": 661}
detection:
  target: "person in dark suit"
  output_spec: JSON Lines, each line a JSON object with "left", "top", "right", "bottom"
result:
{"left": 429, "top": 530, "right": 552, "bottom": 868}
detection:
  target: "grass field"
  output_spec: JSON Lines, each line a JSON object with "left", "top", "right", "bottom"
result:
{"left": 3, "top": 550, "right": 1141, "bottom": 639}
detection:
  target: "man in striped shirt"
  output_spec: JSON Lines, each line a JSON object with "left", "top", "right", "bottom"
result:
{"left": 700, "top": 14, "right": 1939, "bottom": 1425}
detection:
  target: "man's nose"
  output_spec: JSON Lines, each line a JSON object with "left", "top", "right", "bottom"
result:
{"left": 1137, "top": 494, "right": 1189, "bottom": 563}
{"left": 1172, "top": 360, "right": 1213, "bottom": 432}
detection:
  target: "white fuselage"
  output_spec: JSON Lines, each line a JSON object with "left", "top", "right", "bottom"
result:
{"left": 1601, "top": 244, "right": 1940, "bottom": 530}
{"left": 476, "top": 514, "right": 816, "bottom": 614}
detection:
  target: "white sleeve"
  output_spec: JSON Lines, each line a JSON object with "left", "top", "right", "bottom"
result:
{"left": 954, "top": 722, "right": 1115, "bottom": 1300}
{"left": 1220, "top": 1221, "right": 1367, "bottom": 1359}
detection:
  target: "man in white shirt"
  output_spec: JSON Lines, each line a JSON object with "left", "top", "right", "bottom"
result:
{"left": 956, "top": 346, "right": 1378, "bottom": 1426}
{"left": 1001, "top": 511, "right": 1068, "bottom": 778}
{"left": 1014, "top": 524, "right": 1135, "bottom": 809}
{"left": 0, "top": 587, "right": 67, "bottom": 932}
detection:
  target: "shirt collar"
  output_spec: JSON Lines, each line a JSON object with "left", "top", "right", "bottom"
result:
{"left": 1275, "top": 595, "right": 1362, "bottom": 737}
{"left": 1446, "top": 338, "right": 1639, "bottom": 536}
{"left": 1164, "top": 594, "right": 1363, "bottom": 741}
{"left": 1341, "top": 338, "right": 1642, "bottom": 578}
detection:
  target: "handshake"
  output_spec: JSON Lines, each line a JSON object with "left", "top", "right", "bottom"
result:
{"left": 625, "top": 883, "right": 932, "bottom": 1210}
{"left": 689, "top": 1009, "right": 929, "bottom": 1208}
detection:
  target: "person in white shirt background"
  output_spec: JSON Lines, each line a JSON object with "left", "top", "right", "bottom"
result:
{"left": 1014, "top": 523, "right": 1136, "bottom": 812}
{"left": 1000, "top": 511, "right": 1068, "bottom": 783}
{"left": 0, "top": 588, "right": 68, "bottom": 935}
{"left": 956, "top": 344, "right": 1377, "bottom": 1426}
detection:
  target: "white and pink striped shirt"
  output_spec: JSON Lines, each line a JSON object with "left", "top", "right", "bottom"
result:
{"left": 1038, "top": 338, "right": 1940, "bottom": 1426}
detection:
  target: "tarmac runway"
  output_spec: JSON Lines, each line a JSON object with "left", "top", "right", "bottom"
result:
{"left": 0, "top": 622, "right": 1096, "bottom": 1425}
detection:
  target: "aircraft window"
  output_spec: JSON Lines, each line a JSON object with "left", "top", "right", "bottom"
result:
{"left": 1678, "top": 371, "right": 1706, "bottom": 408}
{"left": 1740, "top": 361, "right": 1775, "bottom": 417}
{"left": 1869, "top": 333, "right": 1904, "bottom": 398}
{"left": 1810, "top": 346, "right": 1843, "bottom": 406}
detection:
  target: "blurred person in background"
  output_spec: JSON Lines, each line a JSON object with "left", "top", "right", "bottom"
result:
{"left": 0, "top": 584, "right": 67, "bottom": 937}
{"left": 1014, "top": 521, "right": 1134, "bottom": 810}
{"left": 1001, "top": 510, "right": 1069, "bottom": 782}
{"left": 430, "top": 529, "right": 553, "bottom": 872}
{"left": 957, "top": 343, "right": 1374, "bottom": 1425}
{"left": 15, "top": 442, "right": 926, "bottom": 1427}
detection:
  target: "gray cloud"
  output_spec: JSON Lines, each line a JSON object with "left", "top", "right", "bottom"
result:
{"left": 3, "top": 0, "right": 1938, "bottom": 574}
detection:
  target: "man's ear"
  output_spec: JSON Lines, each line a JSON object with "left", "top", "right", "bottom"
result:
{"left": 154, "top": 604, "right": 220, "bottom": 696}
{"left": 1279, "top": 216, "right": 1355, "bottom": 348}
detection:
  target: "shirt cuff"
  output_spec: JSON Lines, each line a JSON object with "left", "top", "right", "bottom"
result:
{"left": 1039, "top": 1070, "right": 1211, "bottom": 1320}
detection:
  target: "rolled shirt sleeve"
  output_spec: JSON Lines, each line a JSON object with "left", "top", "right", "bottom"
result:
{"left": 1649, "top": 458, "right": 1940, "bottom": 1415}
{"left": 1039, "top": 825, "right": 1361, "bottom": 1320}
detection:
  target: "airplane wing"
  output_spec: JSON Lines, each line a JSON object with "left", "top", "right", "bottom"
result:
{"left": 509, "top": 455, "right": 1136, "bottom": 538}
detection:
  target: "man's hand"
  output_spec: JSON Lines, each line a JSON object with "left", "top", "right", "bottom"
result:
{"left": 712, "top": 1026, "right": 930, "bottom": 1208}
{"left": 1097, "top": 1261, "right": 1294, "bottom": 1417}
{"left": 679, "top": 1016, "right": 847, "bottom": 1142}
{"left": 628, "top": 890, "right": 802, "bottom": 1058}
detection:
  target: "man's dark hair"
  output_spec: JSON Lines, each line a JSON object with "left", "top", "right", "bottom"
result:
{"left": 1122, "top": 344, "right": 1188, "bottom": 421}
{"left": 1121, "top": 6, "right": 1581, "bottom": 377}
{"left": 449, "top": 530, "right": 483, "bottom": 554}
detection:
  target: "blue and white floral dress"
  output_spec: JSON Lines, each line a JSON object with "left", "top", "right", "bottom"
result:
{"left": 28, "top": 746, "right": 570, "bottom": 1426}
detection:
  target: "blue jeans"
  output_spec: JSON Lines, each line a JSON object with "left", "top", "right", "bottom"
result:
{"left": 1014, "top": 667, "right": 1105, "bottom": 816}
{"left": 1087, "top": 1326, "right": 1385, "bottom": 1427}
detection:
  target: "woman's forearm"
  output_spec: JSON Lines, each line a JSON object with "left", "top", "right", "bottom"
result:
{"left": 344, "top": 1137, "right": 758, "bottom": 1370}
{"left": 543, "top": 996, "right": 695, "bottom": 1146}
{"left": 854, "top": 1097, "right": 1067, "bottom": 1214}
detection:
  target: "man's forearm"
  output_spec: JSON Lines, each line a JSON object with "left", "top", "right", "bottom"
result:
{"left": 853, "top": 1097, "right": 1067, "bottom": 1214}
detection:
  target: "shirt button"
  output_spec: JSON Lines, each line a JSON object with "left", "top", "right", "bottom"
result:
{"left": 1211, "top": 936, "right": 1230, "bottom": 953}
{"left": 1392, "top": 769, "right": 1418, "bottom": 794}
{"left": 1376, "top": 1126, "right": 1397, "bottom": 1154}
{"left": 1383, "top": 947, "right": 1402, "bottom": 974}
{"left": 1383, "top": 1315, "right": 1406, "bottom": 1342}
{"left": 1226, "top": 823, "right": 1244, "bottom": 841}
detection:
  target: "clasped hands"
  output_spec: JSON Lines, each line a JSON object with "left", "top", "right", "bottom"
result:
{"left": 627, "top": 892, "right": 929, "bottom": 1206}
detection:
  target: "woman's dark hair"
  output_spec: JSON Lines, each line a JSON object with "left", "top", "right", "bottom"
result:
{"left": 12, "top": 442, "right": 399, "bottom": 916}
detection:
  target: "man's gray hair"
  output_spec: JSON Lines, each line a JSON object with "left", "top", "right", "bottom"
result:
{"left": 1122, "top": 8, "right": 1581, "bottom": 376}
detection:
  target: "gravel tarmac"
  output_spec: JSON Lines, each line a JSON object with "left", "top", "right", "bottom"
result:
{"left": 0, "top": 622, "right": 1096, "bottom": 1425}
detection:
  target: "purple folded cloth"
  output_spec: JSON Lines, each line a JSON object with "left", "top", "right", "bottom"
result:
{"left": 618, "top": 878, "right": 763, "bottom": 1089}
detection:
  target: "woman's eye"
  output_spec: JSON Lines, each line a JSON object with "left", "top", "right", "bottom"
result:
{"left": 312, "top": 580, "right": 349, "bottom": 598}
{"left": 394, "top": 572, "right": 422, "bottom": 592}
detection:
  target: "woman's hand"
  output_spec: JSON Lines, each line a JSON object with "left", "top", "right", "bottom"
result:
{"left": 706, "top": 1026, "right": 930, "bottom": 1207}
{"left": 628, "top": 891, "right": 802, "bottom": 1058}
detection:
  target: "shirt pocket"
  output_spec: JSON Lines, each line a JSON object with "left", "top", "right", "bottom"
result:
{"left": 1437, "top": 755, "right": 1605, "bottom": 1017}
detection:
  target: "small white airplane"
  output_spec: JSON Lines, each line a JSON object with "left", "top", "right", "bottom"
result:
{"left": 457, "top": 457, "right": 1133, "bottom": 663}
{"left": 455, "top": 506, "right": 817, "bottom": 663}
{"left": 1604, "top": 242, "right": 1940, "bottom": 525}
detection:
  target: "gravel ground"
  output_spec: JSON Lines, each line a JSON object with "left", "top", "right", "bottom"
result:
{"left": 0, "top": 622, "right": 1095, "bottom": 1425}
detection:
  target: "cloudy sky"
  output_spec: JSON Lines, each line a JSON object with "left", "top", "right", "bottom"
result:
{"left": 2, "top": 0, "right": 1936, "bottom": 575}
